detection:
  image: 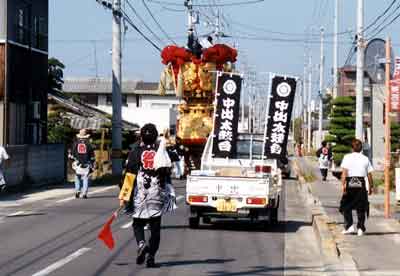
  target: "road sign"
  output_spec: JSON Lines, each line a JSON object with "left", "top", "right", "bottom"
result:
{"left": 390, "top": 79, "right": 400, "bottom": 112}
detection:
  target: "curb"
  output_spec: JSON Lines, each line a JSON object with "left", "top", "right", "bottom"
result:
{"left": 292, "top": 159, "right": 361, "bottom": 276}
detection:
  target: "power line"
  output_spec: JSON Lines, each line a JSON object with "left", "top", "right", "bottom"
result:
{"left": 229, "top": 19, "right": 352, "bottom": 38}
{"left": 145, "top": 0, "right": 264, "bottom": 7}
{"left": 366, "top": 4, "right": 400, "bottom": 39}
{"left": 365, "top": 2, "right": 400, "bottom": 38}
{"left": 125, "top": 0, "right": 165, "bottom": 46}
{"left": 226, "top": 34, "right": 354, "bottom": 45}
{"left": 141, "top": 0, "right": 177, "bottom": 45}
{"left": 364, "top": 0, "right": 397, "bottom": 32}
{"left": 121, "top": 9, "right": 162, "bottom": 52}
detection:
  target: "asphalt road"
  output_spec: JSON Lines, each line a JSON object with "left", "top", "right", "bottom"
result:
{"left": 0, "top": 178, "right": 324, "bottom": 276}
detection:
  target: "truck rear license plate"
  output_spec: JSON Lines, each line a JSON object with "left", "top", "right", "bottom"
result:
{"left": 216, "top": 199, "right": 237, "bottom": 212}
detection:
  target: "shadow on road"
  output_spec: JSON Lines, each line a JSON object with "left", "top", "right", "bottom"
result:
{"left": 163, "top": 220, "right": 311, "bottom": 233}
{"left": 207, "top": 265, "right": 322, "bottom": 276}
{"left": 363, "top": 231, "right": 400, "bottom": 236}
{"left": 158, "top": 258, "right": 235, "bottom": 267}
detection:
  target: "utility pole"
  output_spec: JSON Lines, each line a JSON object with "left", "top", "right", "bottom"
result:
{"left": 355, "top": 0, "right": 365, "bottom": 140}
{"left": 111, "top": 0, "right": 123, "bottom": 176}
{"left": 318, "top": 27, "right": 324, "bottom": 147}
{"left": 308, "top": 52, "right": 313, "bottom": 153}
{"left": 303, "top": 51, "right": 308, "bottom": 150}
{"left": 333, "top": 0, "right": 339, "bottom": 98}
{"left": 384, "top": 37, "right": 392, "bottom": 219}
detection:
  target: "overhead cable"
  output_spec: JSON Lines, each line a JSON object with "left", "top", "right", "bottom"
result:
{"left": 364, "top": 0, "right": 397, "bottom": 32}
{"left": 141, "top": 0, "right": 177, "bottom": 45}
{"left": 125, "top": 0, "right": 165, "bottom": 46}
{"left": 121, "top": 9, "right": 162, "bottom": 52}
{"left": 145, "top": 0, "right": 264, "bottom": 7}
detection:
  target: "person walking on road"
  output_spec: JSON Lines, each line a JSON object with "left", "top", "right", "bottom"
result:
{"left": 340, "top": 139, "right": 373, "bottom": 236}
{"left": 121, "top": 123, "right": 176, "bottom": 268}
{"left": 0, "top": 145, "right": 9, "bottom": 192}
{"left": 71, "top": 129, "right": 94, "bottom": 199}
{"left": 316, "top": 141, "right": 332, "bottom": 181}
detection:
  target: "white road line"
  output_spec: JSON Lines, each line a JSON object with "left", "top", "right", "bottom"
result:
{"left": 56, "top": 186, "right": 116, "bottom": 203}
{"left": 7, "top": 211, "right": 25, "bottom": 217}
{"left": 32, "top": 248, "right": 91, "bottom": 276}
{"left": 121, "top": 221, "right": 133, "bottom": 229}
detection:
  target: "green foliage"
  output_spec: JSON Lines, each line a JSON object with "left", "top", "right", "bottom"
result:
{"left": 323, "top": 94, "right": 332, "bottom": 119}
{"left": 293, "top": 118, "right": 303, "bottom": 144}
{"left": 47, "top": 108, "right": 74, "bottom": 144}
{"left": 47, "top": 58, "right": 74, "bottom": 144}
{"left": 391, "top": 122, "right": 400, "bottom": 152}
{"left": 48, "top": 57, "right": 65, "bottom": 92}
{"left": 328, "top": 96, "right": 356, "bottom": 166}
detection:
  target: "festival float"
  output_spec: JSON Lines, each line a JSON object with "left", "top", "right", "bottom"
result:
{"left": 159, "top": 43, "right": 238, "bottom": 169}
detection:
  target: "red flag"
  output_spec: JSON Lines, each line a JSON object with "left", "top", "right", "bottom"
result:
{"left": 98, "top": 214, "right": 116, "bottom": 250}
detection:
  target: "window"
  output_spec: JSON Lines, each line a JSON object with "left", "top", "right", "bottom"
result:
{"left": 235, "top": 138, "right": 264, "bottom": 160}
{"left": 16, "top": 8, "right": 28, "bottom": 44}
{"left": 106, "top": 95, "right": 112, "bottom": 105}
{"left": 106, "top": 94, "right": 127, "bottom": 106}
{"left": 80, "top": 95, "right": 98, "bottom": 106}
{"left": 136, "top": 95, "right": 141, "bottom": 107}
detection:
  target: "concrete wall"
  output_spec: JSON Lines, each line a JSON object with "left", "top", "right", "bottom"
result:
{"left": 371, "top": 84, "right": 385, "bottom": 170}
{"left": 3, "top": 144, "right": 65, "bottom": 189}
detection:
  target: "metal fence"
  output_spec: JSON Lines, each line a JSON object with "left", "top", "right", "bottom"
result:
{"left": 3, "top": 144, "right": 66, "bottom": 189}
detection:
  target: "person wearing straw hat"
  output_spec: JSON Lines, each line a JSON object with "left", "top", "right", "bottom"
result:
{"left": 71, "top": 129, "right": 94, "bottom": 199}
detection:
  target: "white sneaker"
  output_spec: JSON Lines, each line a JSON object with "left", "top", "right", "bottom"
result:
{"left": 341, "top": 225, "right": 355, "bottom": 235}
{"left": 357, "top": 229, "right": 364, "bottom": 236}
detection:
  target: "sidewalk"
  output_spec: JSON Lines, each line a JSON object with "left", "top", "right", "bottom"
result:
{"left": 294, "top": 157, "right": 400, "bottom": 275}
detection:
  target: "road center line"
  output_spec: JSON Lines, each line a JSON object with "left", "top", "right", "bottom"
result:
{"left": 32, "top": 247, "right": 91, "bottom": 276}
{"left": 121, "top": 221, "right": 133, "bottom": 229}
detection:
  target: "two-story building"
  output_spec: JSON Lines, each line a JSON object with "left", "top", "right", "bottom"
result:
{"left": 62, "top": 78, "right": 179, "bottom": 133}
{"left": 0, "top": 0, "right": 48, "bottom": 145}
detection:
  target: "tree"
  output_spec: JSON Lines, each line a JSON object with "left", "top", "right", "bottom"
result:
{"left": 325, "top": 96, "right": 356, "bottom": 165}
{"left": 293, "top": 117, "right": 303, "bottom": 145}
{"left": 48, "top": 58, "right": 65, "bottom": 93}
{"left": 323, "top": 94, "right": 332, "bottom": 119}
{"left": 48, "top": 57, "right": 74, "bottom": 144}
{"left": 391, "top": 122, "right": 400, "bottom": 152}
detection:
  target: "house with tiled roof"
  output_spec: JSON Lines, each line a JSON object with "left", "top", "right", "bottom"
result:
{"left": 62, "top": 78, "right": 179, "bottom": 133}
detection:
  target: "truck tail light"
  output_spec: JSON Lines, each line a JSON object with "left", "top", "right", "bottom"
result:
{"left": 188, "top": 195, "right": 208, "bottom": 203}
{"left": 246, "top": 197, "right": 267, "bottom": 205}
{"left": 255, "top": 165, "right": 271, "bottom": 173}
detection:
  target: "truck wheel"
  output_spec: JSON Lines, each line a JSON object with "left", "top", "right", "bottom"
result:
{"left": 202, "top": 216, "right": 211, "bottom": 224}
{"left": 189, "top": 217, "right": 200, "bottom": 229}
{"left": 269, "top": 207, "right": 279, "bottom": 225}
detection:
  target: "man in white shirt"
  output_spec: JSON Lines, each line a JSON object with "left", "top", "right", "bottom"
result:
{"left": 0, "top": 145, "right": 10, "bottom": 192}
{"left": 340, "top": 139, "right": 373, "bottom": 236}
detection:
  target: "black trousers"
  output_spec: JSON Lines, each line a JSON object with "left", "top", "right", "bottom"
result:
{"left": 133, "top": 216, "right": 162, "bottom": 256}
{"left": 343, "top": 208, "right": 366, "bottom": 232}
{"left": 320, "top": 169, "right": 328, "bottom": 181}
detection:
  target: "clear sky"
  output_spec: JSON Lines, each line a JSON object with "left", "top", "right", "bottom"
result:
{"left": 49, "top": 0, "right": 400, "bottom": 88}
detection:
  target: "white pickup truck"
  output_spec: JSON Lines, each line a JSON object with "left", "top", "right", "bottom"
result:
{"left": 186, "top": 133, "right": 282, "bottom": 228}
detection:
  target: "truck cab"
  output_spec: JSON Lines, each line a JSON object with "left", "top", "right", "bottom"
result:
{"left": 186, "top": 133, "right": 282, "bottom": 228}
